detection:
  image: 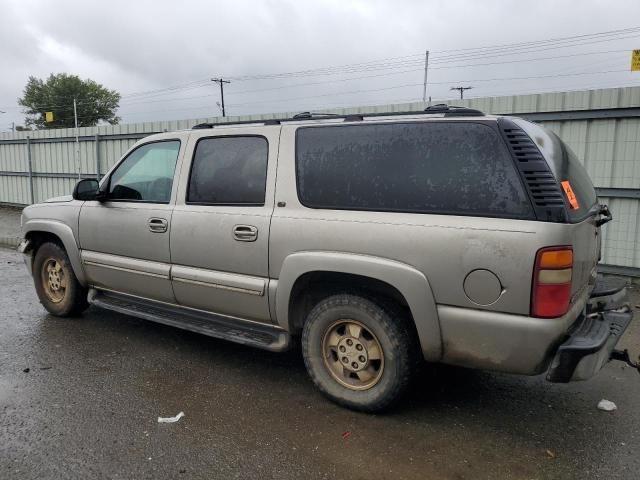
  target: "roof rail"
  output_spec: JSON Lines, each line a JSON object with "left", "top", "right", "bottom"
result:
{"left": 191, "top": 106, "right": 485, "bottom": 130}
{"left": 292, "top": 111, "right": 340, "bottom": 120}
{"left": 192, "top": 118, "right": 281, "bottom": 129}
{"left": 424, "top": 103, "right": 484, "bottom": 116}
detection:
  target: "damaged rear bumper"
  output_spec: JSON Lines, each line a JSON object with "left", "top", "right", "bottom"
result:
{"left": 547, "top": 275, "right": 634, "bottom": 383}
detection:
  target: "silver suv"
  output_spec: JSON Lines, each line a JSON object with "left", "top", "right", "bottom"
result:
{"left": 19, "top": 105, "right": 634, "bottom": 411}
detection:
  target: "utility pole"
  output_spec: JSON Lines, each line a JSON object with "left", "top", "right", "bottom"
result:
{"left": 211, "top": 78, "right": 231, "bottom": 117}
{"left": 73, "top": 98, "right": 80, "bottom": 179}
{"left": 450, "top": 86, "right": 473, "bottom": 100}
{"left": 422, "top": 50, "right": 430, "bottom": 106}
{"left": 11, "top": 122, "right": 15, "bottom": 133}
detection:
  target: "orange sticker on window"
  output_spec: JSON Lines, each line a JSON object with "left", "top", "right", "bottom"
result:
{"left": 561, "top": 180, "right": 580, "bottom": 210}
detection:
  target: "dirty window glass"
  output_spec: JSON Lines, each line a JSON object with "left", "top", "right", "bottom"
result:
{"left": 556, "top": 142, "right": 598, "bottom": 222}
{"left": 187, "top": 136, "right": 268, "bottom": 205}
{"left": 295, "top": 122, "right": 533, "bottom": 218}
{"left": 109, "top": 141, "right": 180, "bottom": 203}
{"left": 514, "top": 119, "right": 598, "bottom": 223}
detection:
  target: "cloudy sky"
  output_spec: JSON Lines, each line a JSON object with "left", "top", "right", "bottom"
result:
{"left": 1, "top": 0, "right": 640, "bottom": 130}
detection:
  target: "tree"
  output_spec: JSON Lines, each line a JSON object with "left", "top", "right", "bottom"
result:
{"left": 18, "top": 73, "right": 121, "bottom": 129}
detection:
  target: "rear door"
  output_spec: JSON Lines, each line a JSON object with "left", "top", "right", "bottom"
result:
{"left": 170, "top": 126, "right": 280, "bottom": 323}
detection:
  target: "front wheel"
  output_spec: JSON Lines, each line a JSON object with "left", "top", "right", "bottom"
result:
{"left": 302, "top": 294, "right": 417, "bottom": 412}
{"left": 33, "top": 242, "right": 88, "bottom": 317}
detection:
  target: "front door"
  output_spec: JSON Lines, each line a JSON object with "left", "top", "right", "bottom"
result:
{"left": 78, "top": 138, "right": 184, "bottom": 303}
{"left": 170, "top": 127, "right": 280, "bottom": 323}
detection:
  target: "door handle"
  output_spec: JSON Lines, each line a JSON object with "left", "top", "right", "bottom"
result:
{"left": 148, "top": 217, "right": 168, "bottom": 233}
{"left": 233, "top": 225, "right": 258, "bottom": 242}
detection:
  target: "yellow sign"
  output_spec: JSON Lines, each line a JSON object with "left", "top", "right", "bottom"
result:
{"left": 45, "top": 111, "right": 54, "bottom": 122}
{"left": 632, "top": 50, "right": 640, "bottom": 71}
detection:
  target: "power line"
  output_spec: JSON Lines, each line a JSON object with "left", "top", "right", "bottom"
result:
{"left": 102, "top": 67, "right": 631, "bottom": 117}
{"left": 6, "top": 63, "right": 634, "bottom": 117}
{"left": 223, "top": 69, "right": 629, "bottom": 109}
{"left": 430, "top": 25, "right": 640, "bottom": 56}
{"left": 121, "top": 79, "right": 210, "bottom": 99}
{"left": 226, "top": 27, "right": 640, "bottom": 81}
{"left": 109, "top": 49, "right": 633, "bottom": 110}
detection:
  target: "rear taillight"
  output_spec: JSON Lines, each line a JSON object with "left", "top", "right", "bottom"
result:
{"left": 531, "top": 246, "right": 573, "bottom": 318}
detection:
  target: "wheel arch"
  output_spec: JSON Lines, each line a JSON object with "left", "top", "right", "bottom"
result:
{"left": 275, "top": 251, "right": 441, "bottom": 361}
{"left": 24, "top": 220, "right": 87, "bottom": 286}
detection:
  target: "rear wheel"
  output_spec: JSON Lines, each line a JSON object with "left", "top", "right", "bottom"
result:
{"left": 33, "top": 242, "right": 88, "bottom": 317}
{"left": 302, "top": 294, "right": 417, "bottom": 412}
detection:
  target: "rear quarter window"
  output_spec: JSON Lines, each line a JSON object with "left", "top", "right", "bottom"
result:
{"left": 514, "top": 119, "right": 598, "bottom": 223}
{"left": 295, "top": 122, "right": 533, "bottom": 219}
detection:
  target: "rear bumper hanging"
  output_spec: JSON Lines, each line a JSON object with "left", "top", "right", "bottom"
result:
{"left": 547, "top": 274, "right": 634, "bottom": 383}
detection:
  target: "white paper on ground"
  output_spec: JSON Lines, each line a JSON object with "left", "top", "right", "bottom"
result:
{"left": 157, "top": 411, "right": 185, "bottom": 423}
{"left": 597, "top": 399, "right": 617, "bottom": 412}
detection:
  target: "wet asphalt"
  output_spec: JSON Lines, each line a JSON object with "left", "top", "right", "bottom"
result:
{"left": 1, "top": 246, "right": 639, "bottom": 480}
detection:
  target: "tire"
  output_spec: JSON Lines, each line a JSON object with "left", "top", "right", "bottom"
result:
{"left": 33, "top": 242, "right": 88, "bottom": 317}
{"left": 302, "top": 294, "right": 417, "bottom": 412}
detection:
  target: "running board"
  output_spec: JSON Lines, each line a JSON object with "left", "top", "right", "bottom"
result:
{"left": 88, "top": 289, "right": 290, "bottom": 352}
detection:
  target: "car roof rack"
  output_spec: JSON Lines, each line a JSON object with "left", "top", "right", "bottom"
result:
{"left": 424, "top": 103, "right": 485, "bottom": 116}
{"left": 192, "top": 118, "right": 282, "bottom": 129}
{"left": 191, "top": 105, "right": 484, "bottom": 129}
{"left": 292, "top": 111, "right": 338, "bottom": 119}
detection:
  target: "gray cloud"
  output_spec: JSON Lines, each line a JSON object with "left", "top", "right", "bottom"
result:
{"left": 2, "top": 0, "right": 640, "bottom": 129}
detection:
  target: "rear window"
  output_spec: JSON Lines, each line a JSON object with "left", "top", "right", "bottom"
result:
{"left": 187, "top": 136, "right": 268, "bottom": 205}
{"left": 514, "top": 119, "right": 598, "bottom": 222}
{"left": 295, "top": 122, "right": 533, "bottom": 218}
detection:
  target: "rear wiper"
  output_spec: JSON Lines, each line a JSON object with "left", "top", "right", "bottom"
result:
{"left": 595, "top": 204, "right": 612, "bottom": 227}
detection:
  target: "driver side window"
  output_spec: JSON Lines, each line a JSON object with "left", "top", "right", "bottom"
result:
{"left": 109, "top": 140, "right": 181, "bottom": 203}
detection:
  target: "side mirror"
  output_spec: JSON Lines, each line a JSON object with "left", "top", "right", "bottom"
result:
{"left": 72, "top": 178, "right": 101, "bottom": 201}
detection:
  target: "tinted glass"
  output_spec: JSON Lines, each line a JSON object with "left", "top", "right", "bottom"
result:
{"left": 187, "top": 136, "right": 268, "bottom": 205}
{"left": 555, "top": 141, "right": 598, "bottom": 222}
{"left": 514, "top": 119, "right": 598, "bottom": 222}
{"left": 109, "top": 141, "right": 180, "bottom": 202}
{"left": 296, "top": 122, "right": 532, "bottom": 218}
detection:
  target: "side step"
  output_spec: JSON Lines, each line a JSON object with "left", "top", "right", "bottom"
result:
{"left": 88, "top": 289, "right": 290, "bottom": 352}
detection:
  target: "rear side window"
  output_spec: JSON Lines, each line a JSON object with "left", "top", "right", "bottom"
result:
{"left": 296, "top": 122, "right": 533, "bottom": 218}
{"left": 187, "top": 136, "right": 268, "bottom": 205}
{"left": 514, "top": 119, "right": 598, "bottom": 222}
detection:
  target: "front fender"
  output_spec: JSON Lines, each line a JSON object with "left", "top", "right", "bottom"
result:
{"left": 276, "top": 251, "right": 441, "bottom": 361}
{"left": 24, "top": 219, "right": 87, "bottom": 286}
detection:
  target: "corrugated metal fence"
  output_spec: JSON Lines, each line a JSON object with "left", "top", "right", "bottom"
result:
{"left": 1, "top": 87, "right": 639, "bottom": 274}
